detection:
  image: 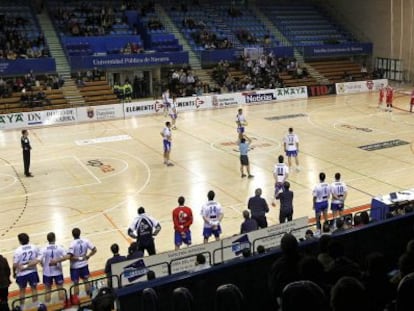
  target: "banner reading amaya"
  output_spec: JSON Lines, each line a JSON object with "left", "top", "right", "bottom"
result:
{"left": 0, "top": 108, "right": 77, "bottom": 130}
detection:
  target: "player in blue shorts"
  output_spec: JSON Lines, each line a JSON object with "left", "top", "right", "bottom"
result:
{"left": 160, "top": 121, "right": 174, "bottom": 166}
{"left": 169, "top": 96, "right": 178, "bottom": 130}
{"left": 67, "top": 228, "right": 97, "bottom": 297}
{"left": 312, "top": 172, "right": 331, "bottom": 230}
{"left": 13, "top": 233, "right": 40, "bottom": 304}
{"left": 38, "top": 232, "right": 67, "bottom": 302}
{"left": 172, "top": 196, "right": 193, "bottom": 250}
{"left": 330, "top": 172, "right": 348, "bottom": 219}
{"left": 283, "top": 127, "right": 300, "bottom": 171}
{"left": 201, "top": 191, "right": 224, "bottom": 243}
{"left": 235, "top": 108, "right": 247, "bottom": 140}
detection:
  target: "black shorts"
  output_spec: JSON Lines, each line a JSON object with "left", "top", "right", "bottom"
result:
{"left": 240, "top": 155, "right": 249, "bottom": 166}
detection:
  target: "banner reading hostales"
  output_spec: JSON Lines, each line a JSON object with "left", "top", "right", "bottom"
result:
{"left": 335, "top": 79, "right": 388, "bottom": 95}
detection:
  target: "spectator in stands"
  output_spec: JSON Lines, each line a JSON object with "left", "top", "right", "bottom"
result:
{"left": 317, "top": 235, "right": 333, "bottom": 271}
{"left": 326, "top": 240, "right": 361, "bottom": 284}
{"left": 353, "top": 214, "right": 363, "bottom": 227}
{"left": 247, "top": 188, "right": 269, "bottom": 229}
{"left": 0, "top": 253, "right": 11, "bottom": 309}
{"left": 390, "top": 248, "right": 414, "bottom": 286}
{"left": 361, "top": 63, "right": 368, "bottom": 78}
{"left": 242, "top": 248, "right": 252, "bottom": 258}
{"left": 322, "top": 221, "right": 331, "bottom": 233}
{"left": 256, "top": 245, "right": 266, "bottom": 254}
{"left": 362, "top": 252, "right": 395, "bottom": 311}
{"left": 332, "top": 218, "right": 348, "bottom": 235}
{"left": 240, "top": 210, "right": 258, "bottom": 234}
{"left": 298, "top": 257, "right": 331, "bottom": 297}
{"left": 268, "top": 233, "right": 302, "bottom": 308}
{"left": 304, "top": 229, "right": 317, "bottom": 241}
{"left": 104, "top": 243, "right": 126, "bottom": 287}
{"left": 331, "top": 277, "right": 368, "bottom": 311}
{"left": 396, "top": 272, "right": 414, "bottom": 311}
{"left": 282, "top": 280, "right": 328, "bottom": 311}
{"left": 146, "top": 270, "right": 156, "bottom": 280}
{"left": 360, "top": 211, "right": 370, "bottom": 225}
{"left": 193, "top": 254, "right": 210, "bottom": 272}
{"left": 126, "top": 242, "right": 144, "bottom": 260}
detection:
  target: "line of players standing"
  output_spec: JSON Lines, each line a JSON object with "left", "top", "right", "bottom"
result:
{"left": 4, "top": 228, "right": 97, "bottom": 309}
{"left": 235, "top": 108, "right": 348, "bottom": 230}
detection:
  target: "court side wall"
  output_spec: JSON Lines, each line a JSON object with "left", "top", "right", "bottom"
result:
{"left": 325, "top": 0, "right": 414, "bottom": 81}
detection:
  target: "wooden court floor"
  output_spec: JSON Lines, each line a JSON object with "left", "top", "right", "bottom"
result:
{"left": 1, "top": 89, "right": 414, "bottom": 291}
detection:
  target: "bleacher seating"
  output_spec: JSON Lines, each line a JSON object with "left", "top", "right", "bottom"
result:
{"left": 167, "top": 3, "right": 280, "bottom": 55}
{"left": 0, "top": 1, "right": 50, "bottom": 59}
{"left": 257, "top": 3, "right": 355, "bottom": 47}
{"left": 0, "top": 88, "right": 68, "bottom": 114}
{"left": 78, "top": 80, "right": 120, "bottom": 106}
{"left": 310, "top": 59, "right": 367, "bottom": 83}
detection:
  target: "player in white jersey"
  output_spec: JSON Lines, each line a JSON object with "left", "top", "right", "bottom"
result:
{"left": 330, "top": 172, "right": 348, "bottom": 219}
{"left": 283, "top": 127, "right": 300, "bottom": 171}
{"left": 13, "top": 233, "right": 40, "bottom": 303}
{"left": 169, "top": 96, "right": 178, "bottom": 130}
{"left": 273, "top": 155, "right": 289, "bottom": 197}
{"left": 160, "top": 121, "right": 174, "bottom": 166}
{"left": 201, "top": 190, "right": 224, "bottom": 243}
{"left": 162, "top": 88, "right": 172, "bottom": 117}
{"left": 235, "top": 108, "right": 247, "bottom": 140}
{"left": 38, "top": 232, "right": 67, "bottom": 302}
{"left": 67, "top": 228, "right": 97, "bottom": 297}
{"left": 313, "top": 172, "right": 331, "bottom": 230}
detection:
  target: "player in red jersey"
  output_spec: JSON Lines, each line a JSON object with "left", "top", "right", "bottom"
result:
{"left": 378, "top": 84, "right": 385, "bottom": 110}
{"left": 385, "top": 85, "right": 394, "bottom": 112}
{"left": 410, "top": 89, "right": 414, "bottom": 112}
{"left": 172, "top": 196, "right": 193, "bottom": 250}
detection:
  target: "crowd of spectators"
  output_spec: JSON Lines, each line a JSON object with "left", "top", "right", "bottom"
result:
{"left": 0, "top": 15, "right": 49, "bottom": 59}
{"left": 52, "top": 2, "right": 129, "bottom": 36}
{"left": 166, "top": 66, "right": 205, "bottom": 97}
{"left": 0, "top": 72, "right": 63, "bottom": 99}
{"left": 191, "top": 30, "right": 233, "bottom": 50}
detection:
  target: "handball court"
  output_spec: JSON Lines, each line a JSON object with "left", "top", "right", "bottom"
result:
{"left": 1, "top": 89, "right": 414, "bottom": 292}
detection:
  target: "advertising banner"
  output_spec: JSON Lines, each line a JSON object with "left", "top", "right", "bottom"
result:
{"left": 335, "top": 79, "right": 388, "bottom": 95}
{"left": 303, "top": 43, "right": 373, "bottom": 58}
{"left": 220, "top": 217, "right": 309, "bottom": 262}
{"left": 69, "top": 52, "right": 189, "bottom": 70}
{"left": 0, "top": 58, "right": 56, "bottom": 76}
{"left": 0, "top": 108, "right": 77, "bottom": 130}
{"left": 77, "top": 104, "right": 124, "bottom": 122}
{"left": 307, "top": 84, "right": 336, "bottom": 97}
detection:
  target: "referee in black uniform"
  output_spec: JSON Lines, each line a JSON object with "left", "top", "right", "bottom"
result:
{"left": 21, "top": 129, "right": 33, "bottom": 177}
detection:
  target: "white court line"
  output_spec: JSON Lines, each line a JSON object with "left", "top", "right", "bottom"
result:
{"left": 2, "top": 156, "right": 75, "bottom": 167}
{"left": 0, "top": 174, "right": 18, "bottom": 191}
{"left": 73, "top": 155, "right": 102, "bottom": 185}
{"left": 0, "top": 146, "right": 152, "bottom": 244}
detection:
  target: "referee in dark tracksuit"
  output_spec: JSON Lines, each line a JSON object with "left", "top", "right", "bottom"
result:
{"left": 21, "top": 129, "right": 33, "bottom": 177}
